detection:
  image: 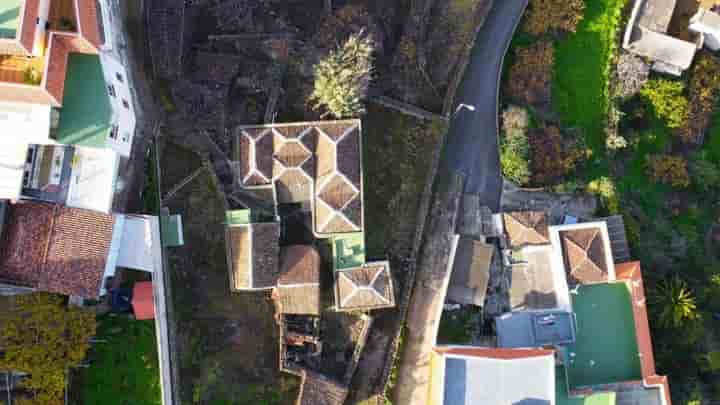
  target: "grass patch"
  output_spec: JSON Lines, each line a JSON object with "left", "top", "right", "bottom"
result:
{"left": 80, "top": 316, "right": 161, "bottom": 405}
{"left": 553, "top": 0, "right": 626, "bottom": 157}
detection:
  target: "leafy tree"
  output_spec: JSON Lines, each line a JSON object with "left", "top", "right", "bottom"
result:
{"left": 524, "top": 0, "right": 586, "bottom": 35}
{"left": 650, "top": 276, "right": 699, "bottom": 328}
{"left": 646, "top": 154, "right": 691, "bottom": 188}
{"left": 640, "top": 79, "right": 689, "bottom": 129}
{"left": 505, "top": 40, "right": 554, "bottom": 109}
{"left": 0, "top": 293, "right": 96, "bottom": 405}
{"left": 310, "top": 32, "right": 374, "bottom": 118}
{"left": 690, "top": 151, "right": 720, "bottom": 192}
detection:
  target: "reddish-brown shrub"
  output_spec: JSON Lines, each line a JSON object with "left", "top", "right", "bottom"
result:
{"left": 505, "top": 40, "right": 554, "bottom": 109}
{"left": 529, "top": 125, "right": 581, "bottom": 185}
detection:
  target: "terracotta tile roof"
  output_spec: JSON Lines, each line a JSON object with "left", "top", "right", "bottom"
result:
{"left": 76, "top": 0, "right": 102, "bottom": 50}
{"left": 277, "top": 245, "right": 320, "bottom": 285}
{"left": 616, "top": 261, "right": 672, "bottom": 405}
{"left": 0, "top": 201, "right": 114, "bottom": 298}
{"left": 435, "top": 346, "right": 554, "bottom": 360}
{"left": 503, "top": 211, "right": 549, "bottom": 247}
{"left": 19, "top": 0, "right": 39, "bottom": 53}
{"left": 234, "top": 120, "right": 364, "bottom": 236}
{"left": 335, "top": 262, "right": 395, "bottom": 311}
{"left": 225, "top": 222, "right": 281, "bottom": 290}
{"left": 0, "top": 201, "right": 54, "bottom": 286}
{"left": 561, "top": 227, "right": 609, "bottom": 284}
{"left": 274, "top": 169, "right": 312, "bottom": 204}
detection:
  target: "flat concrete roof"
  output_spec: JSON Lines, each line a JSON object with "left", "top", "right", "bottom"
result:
{"left": 496, "top": 310, "right": 576, "bottom": 348}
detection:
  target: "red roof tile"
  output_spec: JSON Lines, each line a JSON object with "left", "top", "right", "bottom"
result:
{"left": 76, "top": 0, "right": 102, "bottom": 50}
{"left": 0, "top": 201, "right": 114, "bottom": 298}
{"left": 435, "top": 346, "right": 554, "bottom": 360}
{"left": 19, "top": 0, "right": 39, "bottom": 53}
{"left": 132, "top": 281, "right": 155, "bottom": 320}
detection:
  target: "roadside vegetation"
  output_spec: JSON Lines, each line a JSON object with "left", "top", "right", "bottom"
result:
{"left": 503, "top": 0, "right": 720, "bottom": 401}
{"left": 79, "top": 316, "right": 161, "bottom": 405}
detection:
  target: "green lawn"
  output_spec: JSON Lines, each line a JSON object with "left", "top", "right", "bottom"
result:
{"left": 553, "top": 0, "right": 627, "bottom": 159}
{"left": 567, "top": 283, "right": 642, "bottom": 389}
{"left": 80, "top": 316, "right": 161, "bottom": 405}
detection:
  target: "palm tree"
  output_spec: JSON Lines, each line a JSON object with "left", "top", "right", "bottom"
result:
{"left": 650, "top": 276, "right": 699, "bottom": 328}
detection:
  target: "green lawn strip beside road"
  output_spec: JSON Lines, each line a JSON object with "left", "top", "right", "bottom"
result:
{"left": 553, "top": 0, "right": 626, "bottom": 161}
{"left": 80, "top": 316, "right": 161, "bottom": 405}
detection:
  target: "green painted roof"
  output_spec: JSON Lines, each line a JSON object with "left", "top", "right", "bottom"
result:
{"left": 332, "top": 233, "right": 365, "bottom": 270}
{"left": 226, "top": 209, "right": 252, "bottom": 225}
{"left": 161, "top": 215, "right": 184, "bottom": 247}
{"left": 0, "top": 0, "right": 21, "bottom": 39}
{"left": 56, "top": 54, "right": 112, "bottom": 148}
{"left": 556, "top": 367, "right": 616, "bottom": 405}
{"left": 566, "top": 283, "right": 642, "bottom": 389}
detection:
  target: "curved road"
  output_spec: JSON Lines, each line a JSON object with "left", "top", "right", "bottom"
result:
{"left": 392, "top": 2, "right": 528, "bottom": 404}
{"left": 444, "top": 0, "right": 528, "bottom": 212}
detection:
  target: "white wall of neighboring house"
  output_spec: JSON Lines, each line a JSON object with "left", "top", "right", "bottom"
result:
{"left": 690, "top": 9, "right": 720, "bottom": 51}
{"left": 33, "top": 0, "right": 51, "bottom": 56}
{"left": 100, "top": 52, "right": 136, "bottom": 157}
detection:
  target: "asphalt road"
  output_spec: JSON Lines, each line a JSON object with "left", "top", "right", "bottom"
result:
{"left": 443, "top": 0, "right": 528, "bottom": 212}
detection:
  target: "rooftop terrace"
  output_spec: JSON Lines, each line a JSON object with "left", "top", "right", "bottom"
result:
{"left": 566, "top": 283, "right": 642, "bottom": 389}
{"left": 0, "top": 0, "right": 21, "bottom": 39}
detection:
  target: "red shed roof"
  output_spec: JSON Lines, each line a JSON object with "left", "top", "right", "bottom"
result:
{"left": 132, "top": 281, "right": 155, "bottom": 320}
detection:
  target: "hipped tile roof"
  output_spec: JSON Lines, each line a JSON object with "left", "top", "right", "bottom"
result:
{"left": 0, "top": 201, "right": 114, "bottom": 298}
{"left": 561, "top": 227, "right": 609, "bottom": 284}
{"left": 234, "top": 120, "right": 363, "bottom": 235}
{"left": 503, "top": 211, "right": 550, "bottom": 247}
{"left": 335, "top": 262, "right": 395, "bottom": 311}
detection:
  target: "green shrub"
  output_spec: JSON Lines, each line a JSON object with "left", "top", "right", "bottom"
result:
{"left": 640, "top": 79, "right": 689, "bottom": 129}
{"left": 310, "top": 33, "right": 374, "bottom": 118}
{"left": 690, "top": 151, "right": 720, "bottom": 192}
{"left": 587, "top": 176, "right": 619, "bottom": 214}
{"left": 500, "top": 129, "right": 531, "bottom": 185}
{"left": 646, "top": 154, "right": 691, "bottom": 188}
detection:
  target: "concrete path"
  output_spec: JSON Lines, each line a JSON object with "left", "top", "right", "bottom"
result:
{"left": 443, "top": 0, "right": 529, "bottom": 213}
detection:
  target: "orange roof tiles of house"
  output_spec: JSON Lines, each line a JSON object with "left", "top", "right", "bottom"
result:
{"left": 19, "top": 0, "right": 39, "bottom": 52}
{"left": 0, "top": 201, "right": 114, "bottom": 298}
{"left": 616, "top": 261, "right": 672, "bottom": 404}
{"left": 435, "top": 346, "right": 554, "bottom": 360}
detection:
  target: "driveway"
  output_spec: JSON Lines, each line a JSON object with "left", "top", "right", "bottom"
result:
{"left": 443, "top": 0, "right": 529, "bottom": 213}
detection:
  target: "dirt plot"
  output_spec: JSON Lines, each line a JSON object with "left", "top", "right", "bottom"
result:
{"left": 160, "top": 141, "right": 300, "bottom": 404}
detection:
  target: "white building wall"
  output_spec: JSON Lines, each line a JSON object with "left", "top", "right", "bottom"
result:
{"left": 33, "top": 0, "right": 51, "bottom": 55}
{"left": 100, "top": 52, "right": 136, "bottom": 157}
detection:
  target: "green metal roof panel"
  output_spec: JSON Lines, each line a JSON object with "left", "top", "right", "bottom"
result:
{"left": 332, "top": 233, "right": 365, "bottom": 270}
{"left": 56, "top": 54, "right": 112, "bottom": 148}
{"left": 0, "top": 0, "right": 21, "bottom": 39}
{"left": 226, "top": 209, "right": 252, "bottom": 225}
{"left": 161, "top": 214, "right": 184, "bottom": 247}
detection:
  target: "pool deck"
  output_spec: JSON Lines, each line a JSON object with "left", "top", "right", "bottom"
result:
{"left": 566, "top": 282, "right": 642, "bottom": 389}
